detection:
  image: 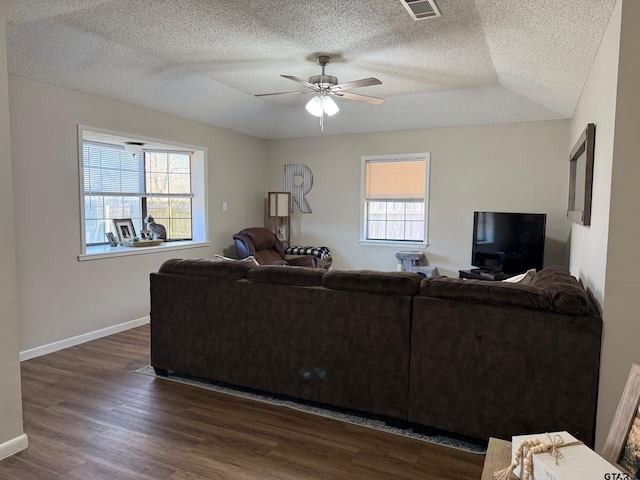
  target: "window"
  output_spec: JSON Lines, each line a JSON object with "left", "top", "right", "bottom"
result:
{"left": 361, "top": 153, "right": 429, "bottom": 244}
{"left": 83, "top": 142, "right": 192, "bottom": 244}
{"left": 79, "top": 126, "right": 208, "bottom": 256}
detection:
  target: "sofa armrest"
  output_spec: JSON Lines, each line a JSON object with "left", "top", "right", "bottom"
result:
{"left": 286, "top": 255, "right": 318, "bottom": 267}
{"left": 265, "top": 259, "right": 288, "bottom": 266}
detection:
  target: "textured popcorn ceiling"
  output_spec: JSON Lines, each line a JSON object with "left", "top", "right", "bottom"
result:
{"left": 5, "top": 0, "right": 616, "bottom": 139}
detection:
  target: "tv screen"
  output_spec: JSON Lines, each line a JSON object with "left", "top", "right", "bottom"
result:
{"left": 472, "top": 212, "right": 546, "bottom": 274}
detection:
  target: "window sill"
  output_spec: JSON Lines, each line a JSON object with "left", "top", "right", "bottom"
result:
{"left": 359, "top": 240, "right": 428, "bottom": 248}
{"left": 77, "top": 240, "right": 211, "bottom": 262}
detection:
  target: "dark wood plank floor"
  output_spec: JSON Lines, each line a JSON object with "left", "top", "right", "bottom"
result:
{"left": 0, "top": 325, "right": 484, "bottom": 479}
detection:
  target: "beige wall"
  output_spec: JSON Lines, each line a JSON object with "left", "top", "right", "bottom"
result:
{"left": 9, "top": 76, "right": 266, "bottom": 352}
{"left": 266, "top": 120, "right": 570, "bottom": 275}
{"left": 572, "top": 0, "right": 640, "bottom": 451}
{"left": 0, "top": 0, "right": 26, "bottom": 459}
{"left": 569, "top": 0, "right": 619, "bottom": 307}
{"left": 569, "top": 0, "right": 619, "bottom": 451}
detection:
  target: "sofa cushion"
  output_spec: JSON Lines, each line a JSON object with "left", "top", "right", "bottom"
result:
{"left": 530, "top": 265, "right": 599, "bottom": 316}
{"left": 419, "top": 266, "right": 598, "bottom": 316}
{"left": 246, "top": 265, "right": 324, "bottom": 286}
{"left": 420, "top": 276, "right": 555, "bottom": 310}
{"left": 322, "top": 270, "right": 421, "bottom": 295}
{"left": 530, "top": 264, "right": 580, "bottom": 288}
{"left": 214, "top": 254, "right": 260, "bottom": 266}
{"left": 158, "top": 258, "right": 250, "bottom": 279}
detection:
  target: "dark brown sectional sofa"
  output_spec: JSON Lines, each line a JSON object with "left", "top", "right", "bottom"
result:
{"left": 150, "top": 261, "right": 602, "bottom": 445}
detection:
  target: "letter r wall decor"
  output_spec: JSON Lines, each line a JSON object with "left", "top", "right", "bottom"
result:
{"left": 284, "top": 164, "right": 313, "bottom": 213}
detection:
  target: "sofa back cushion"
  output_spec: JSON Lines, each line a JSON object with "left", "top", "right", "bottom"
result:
{"left": 529, "top": 265, "right": 598, "bottom": 316}
{"left": 419, "top": 265, "right": 598, "bottom": 316}
{"left": 158, "top": 258, "right": 250, "bottom": 279}
{"left": 322, "top": 270, "right": 421, "bottom": 296}
{"left": 247, "top": 265, "right": 324, "bottom": 286}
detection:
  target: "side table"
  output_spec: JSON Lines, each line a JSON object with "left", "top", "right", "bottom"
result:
{"left": 481, "top": 437, "right": 516, "bottom": 480}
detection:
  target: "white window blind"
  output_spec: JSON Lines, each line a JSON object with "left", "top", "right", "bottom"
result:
{"left": 82, "top": 141, "right": 193, "bottom": 245}
{"left": 362, "top": 155, "right": 429, "bottom": 243}
{"left": 84, "top": 142, "right": 145, "bottom": 195}
{"left": 365, "top": 159, "right": 426, "bottom": 200}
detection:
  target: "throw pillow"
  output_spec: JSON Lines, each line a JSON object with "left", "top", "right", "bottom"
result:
{"left": 502, "top": 268, "right": 536, "bottom": 285}
{"left": 213, "top": 254, "right": 259, "bottom": 266}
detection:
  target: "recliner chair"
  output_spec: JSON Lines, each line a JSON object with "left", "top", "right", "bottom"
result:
{"left": 233, "top": 227, "right": 318, "bottom": 267}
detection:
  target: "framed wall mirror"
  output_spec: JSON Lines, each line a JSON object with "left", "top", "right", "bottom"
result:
{"left": 567, "top": 123, "right": 595, "bottom": 226}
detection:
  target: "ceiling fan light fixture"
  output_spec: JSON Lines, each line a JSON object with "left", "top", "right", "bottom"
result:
{"left": 305, "top": 94, "right": 340, "bottom": 117}
{"left": 305, "top": 96, "right": 324, "bottom": 117}
{"left": 123, "top": 141, "right": 145, "bottom": 156}
{"left": 322, "top": 96, "right": 339, "bottom": 116}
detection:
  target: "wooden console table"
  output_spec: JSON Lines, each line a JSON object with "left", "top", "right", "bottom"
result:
{"left": 481, "top": 437, "right": 516, "bottom": 480}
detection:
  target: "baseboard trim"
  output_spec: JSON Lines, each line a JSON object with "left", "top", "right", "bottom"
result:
{"left": 0, "top": 433, "right": 28, "bottom": 461}
{"left": 19, "top": 316, "right": 150, "bottom": 362}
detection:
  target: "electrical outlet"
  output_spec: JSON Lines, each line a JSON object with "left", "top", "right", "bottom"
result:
{"left": 222, "top": 201, "right": 228, "bottom": 211}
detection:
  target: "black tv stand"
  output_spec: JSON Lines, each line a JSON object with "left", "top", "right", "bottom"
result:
{"left": 459, "top": 269, "right": 508, "bottom": 281}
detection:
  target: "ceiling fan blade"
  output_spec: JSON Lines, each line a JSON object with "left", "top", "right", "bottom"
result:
{"left": 334, "top": 91, "right": 385, "bottom": 106}
{"left": 332, "top": 77, "right": 382, "bottom": 91}
{"left": 255, "top": 90, "right": 313, "bottom": 97}
{"left": 280, "top": 75, "right": 318, "bottom": 89}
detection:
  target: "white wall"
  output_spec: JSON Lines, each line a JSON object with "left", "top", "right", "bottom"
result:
{"left": 266, "top": 120, "right": 570, "bottom": 275}
{"left": 568, "top": 0, "right": 618, "bottom": 451}
{"left": 571, "top": 0, "right": 640, "bottom": 451}
{"left": 0, "top": 0, "right": 27, "bottom": 460}
{"left": 9, "top": 76, "right": 266, "bottom": 353}
{"left": 569, "top": 0, "right": 619, "bottom": 308}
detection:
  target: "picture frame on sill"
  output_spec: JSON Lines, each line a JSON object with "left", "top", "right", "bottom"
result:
{"left": 602, "top": 363, "right": 640, "bottom": 478}
{"left": 105, "top": 232, "right": 118, "bottom": 247}
{"left": 113, "top": 218, "right": 136, "bottom": 244}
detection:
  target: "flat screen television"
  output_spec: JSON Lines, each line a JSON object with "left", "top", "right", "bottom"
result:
{"left": 472, "top": 211, "right": 546, "bottom": 274}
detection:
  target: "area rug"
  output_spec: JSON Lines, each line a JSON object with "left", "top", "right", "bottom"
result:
{"left": 135, "top": 365, "right": 487, "bottom": 454}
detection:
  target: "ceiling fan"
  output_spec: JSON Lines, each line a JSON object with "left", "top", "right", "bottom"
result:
{"left": 255, "top": 55, "right": 384, "bottom": 124}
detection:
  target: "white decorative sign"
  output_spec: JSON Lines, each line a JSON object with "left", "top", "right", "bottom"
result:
{"left": 284, "top": 164, "right": 313, "bottom": 213}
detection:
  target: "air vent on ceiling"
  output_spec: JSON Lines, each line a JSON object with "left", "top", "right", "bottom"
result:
{"left": 400, "top": 0, "right": 441, "bottom": 20}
